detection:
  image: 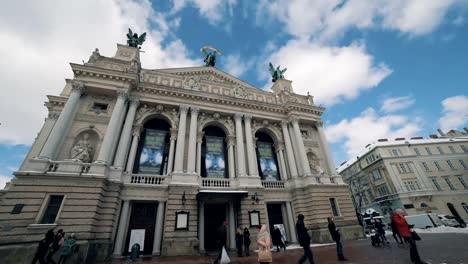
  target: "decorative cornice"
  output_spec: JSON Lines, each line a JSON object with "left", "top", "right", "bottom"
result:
{"left": 244, "top": 114, "right": 252, "bottom": 122}
{"left": 48, "top": 111, "right": 60, "bottom": 119}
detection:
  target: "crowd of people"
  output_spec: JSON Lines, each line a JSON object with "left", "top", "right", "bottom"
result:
{"left": 32, "top": 229, "right": 77, "bottom": 264}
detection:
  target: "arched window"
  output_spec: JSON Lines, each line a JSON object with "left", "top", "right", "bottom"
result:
{"left": 134, "top": 118, "right": 171, "bottom": 175}
{"left": 255, "top": 131, "right": 281, "bottom": 181}
{"left": 201, "top": 125, "right": 228, "bottom": 178}
{"left": 420, "top": 203, "right": 429, "bottom": 208}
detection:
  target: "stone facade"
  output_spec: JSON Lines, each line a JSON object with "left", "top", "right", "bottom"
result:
{"left": 339, "top": 131, "right": 468, "bottom": 224}
{"left": 0, "top": 44, "right": 361, "bottom": 263}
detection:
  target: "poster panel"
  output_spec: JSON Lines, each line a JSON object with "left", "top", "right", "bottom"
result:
{"left": 139, "top": 129, "right": 167, "bottom": 174}
{"left": 205, "top": 136, "right": 225, "bottom": 178}
{"left": 257, "top": 142, "right": 278, "bottom": 180}
{"left": 128, "top": 229, "right": 145, "bottom": 251}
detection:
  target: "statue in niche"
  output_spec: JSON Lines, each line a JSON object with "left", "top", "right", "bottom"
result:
{"left": 308, "top": 153, "right": 324, "bottom": 175}
{"left": 71, "top": 133, "right": 94, "bottom": 163}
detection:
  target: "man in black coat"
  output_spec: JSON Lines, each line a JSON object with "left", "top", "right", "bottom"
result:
{"left": 213, "top": 221, "right": 228, "bottom": 264}
{"left": 328, "top": 217, "right": 348, "bottom": 261}
{"left": 272, "top": 226, "right": 286, "bottom": 252}
{"left": 296, "top": 214, "right": 315, "bottom": 264}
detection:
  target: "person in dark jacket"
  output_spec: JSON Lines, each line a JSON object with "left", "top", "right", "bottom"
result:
{"left": 390, "top": 218, "right": 404, "bottom": 244}
{"left": 272, "top": 226, "right": 286, "bottom": 252}
{"left": 296, "top": 214, "right": 315, "bottom": 264}
{"left": 328, "top": 217, "right": 348, "bottom": 261}
{"left": 32, "top": 229, "right": 55, "bottom": 264}
{"left": 213, "top": 221, "right": 228, "bottom": 264}
{"left": 47, "top": 229, "right": 64, "bottom": 264}
{"left": 235, "top": 228, "right": 244, "bottom": 257}
{"left": 392, "top": 209, "right": 427, "bottom": 264}
{"left": 243, "top": 228, "right": 251, "bottom": 256}
{"left": 374, "top": 219, "right": 389, "bottom": 244}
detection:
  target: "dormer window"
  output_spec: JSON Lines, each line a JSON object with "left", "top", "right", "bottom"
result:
{"left": 92, "top": 102, "right": 108, "bottom": 113}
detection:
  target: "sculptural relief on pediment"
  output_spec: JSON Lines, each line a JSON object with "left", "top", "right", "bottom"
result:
{"left": 182, "top": 76, "right": 201, "bottom": 91}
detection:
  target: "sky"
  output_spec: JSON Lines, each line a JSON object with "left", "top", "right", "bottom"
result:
{"left": 1, "top": 0, "right": 468, "bottom": 188}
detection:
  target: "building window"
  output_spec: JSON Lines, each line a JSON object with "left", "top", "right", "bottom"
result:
{"left": 392, "top": 149, "right": 400, "bottom": 156}
{"left": 449, "top": 146, "right": 456, "bottom": 154}
{"left": 460, "top": 160, "right": 468, "bottom": 169}
{"left": 444, "top": 177, "right": 456, "bottom": 191}
{"left": 329, "top": 198, "right": 340, "bottom": 217}
{"left": 371, "top": 169, "right": 382, "bottom": 181}
{"left": 92, "top": 102, "right": 108, "bottom": 112}
{"left": 422, "top": 162, "right": 430, "bottom": 171}
{"left": 431, "top": 178, "right": 442, "bottom": 191}
{"left": 397, "top": 163, "right": 412, "bottom": 173}
{"left": 376, "top": 185, "right": 389, "bottom": 197}
{"left": 447, "top": 160, "right": 456, "bottom": 170}
{"left": 420, "top": 203, "right": 429, "bottom": 208}
{"left": 404, "top": 204, "right": 415, "bottom": 209}
{"left": 457, "top": 176, "right": 468, "bottom": 190}
{"left": 437, "top": 146, "right": 444, "bottom": 154}
{"left": 40, "top": 195, "right": 64, "bottom": 224}
{"left": 426, "top": 147, "right": 432, "bottom": 155}
{"left": 434, "top": 161, "right": 443, "bottom": 171}
{"left": 414, "top": 148, "right": 421, "bottom": 156}
{"left": 462, "top": 203, "right": 468, "bottom": 214}
{"left": 461, "top": 145, "right": 468, "bottom": 153}
{"left": 367, "top": 189, "right": 375, "bottom": 200}
{"left": 404, "top": 180, "right": 421, "bottom": 191}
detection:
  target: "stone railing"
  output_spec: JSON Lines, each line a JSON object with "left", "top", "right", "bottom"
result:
{"left": 261, "top": 180, "right": 285, "bottom": 189}
{"left": 46, "top": 160, "right": 91, "bottom": 174}
{"left": 201, "top": 178, "right": 231, "bottom": 188}
{"left": 126, "top": 174, "right": 167, "bottom": 185}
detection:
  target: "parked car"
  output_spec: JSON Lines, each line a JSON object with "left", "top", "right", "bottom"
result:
{"left": 405, "top": 213, "right": 441, "bottom": 229}
{"left": 438, "top": 214, "right": 462, "bottom": 227}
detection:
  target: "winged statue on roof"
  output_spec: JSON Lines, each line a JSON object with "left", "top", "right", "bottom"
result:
{"left": 126, "top": 28, "right": 147, "bottom": 49}
{"left": 268, "top": 62, "right": 287, "bottom": 82}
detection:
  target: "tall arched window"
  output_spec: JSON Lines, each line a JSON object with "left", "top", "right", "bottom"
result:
{"left": 255, "top": 131, "right": 281, "bottom": 181}
{"left": 201, "top": 125, "right": 228, "bottom": 178}
{"left": 133, "top": 118, "right": 171, "bottom": 175}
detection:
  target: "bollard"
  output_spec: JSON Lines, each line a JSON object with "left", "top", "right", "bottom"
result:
{"left": 130, "top": 243, "right": 140, "bottom": 262}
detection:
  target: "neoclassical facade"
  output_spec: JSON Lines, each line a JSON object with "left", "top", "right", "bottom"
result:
{"left": 0, "top": 44, "right": 361, "bottom": 263}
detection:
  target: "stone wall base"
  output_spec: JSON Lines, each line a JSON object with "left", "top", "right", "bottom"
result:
{"left": 162, "top": 238, "right": 199, "bottom": 256}
{"left": 309, "top": 224, "right": 364, "bottom": 244}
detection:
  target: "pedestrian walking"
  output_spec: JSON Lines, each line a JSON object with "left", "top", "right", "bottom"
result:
{"left": 235, "top": 228, "right": 244, "bottom": 257}
{"left": 57, "top": 234, "right": 76, "bottom": 264}
{"left": 32, "top": 229, "right": 55, "bottom": 264}
{"left": 257, "top": 224, "right": 272, "bottom": 264}
{"left": 272, "top": 226, "right": 286, "bottom": 252}
{"left": 213, "top": 221, "right": 228, "bottom": 264}
{"left": 328, "top": 217, "right": 348, "bottom": 261}
{"left": 392, "top": 209, "right": 427, "bottom": 264}
{"left": 296, "top": 214, "right": 315, "bottom": 264}
{"left": 374, "top": 219, "right": 389, "bottom": 244}
{"left": 243, "top": 228, "right": 251, "bottom": 256}
{"left": 390, "top": 218, "right": 404, "bottom": 244}
{"left": 46, "top": 229, "right": 65, "bottom": 264}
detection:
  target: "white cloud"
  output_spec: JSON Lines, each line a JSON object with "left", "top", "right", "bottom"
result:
{"left": 221, "top": 53, "right": 256, "bottom": 78}
{"left": 0, "top": 0, "right": 197, "bottom": 145}
{"left": 0, "top": 175, "right": 12, "bottom": 190}
{"left": 325, "top": 108, "right": 422, "bottom": 159}
{"left": 266, "top": 39, "right": 392, "bottom": 106}
{"left": 381, "top": 96, "right": 415, "bottom": 113}
{"left": 257, "top": 0, "right": 465, "bottom": 41}
{"left": 438, "top": 95, "right": 468, "bottom": 131}
{"left": 171, "top": 0, "right": 237, "bottom": 25}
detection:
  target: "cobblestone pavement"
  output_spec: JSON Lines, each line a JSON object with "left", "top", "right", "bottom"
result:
{"left": 99, "top": 233, "right": 468, "bottom": 264}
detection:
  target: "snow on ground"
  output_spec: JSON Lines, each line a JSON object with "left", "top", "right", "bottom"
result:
{"left": 414, "top": 226, "right": 468, "bottom": 234}
{"left": 254, "top": 242, "right": 336, "bottom": 252}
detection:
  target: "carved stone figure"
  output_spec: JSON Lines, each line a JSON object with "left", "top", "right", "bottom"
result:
{"left": 126, "top": 28, "right": 147, "bottom": 49}
{"left": 268, "top": 62, "right": 287, "bottom": 82}
{"left": 71, "top": 133, "right": 94, "bottom": 163}
{"left": 308, "top": 152, "right": 324, "bottom": 175}
{"left": 87, "top": 48, "right": 100, "bottom": 63}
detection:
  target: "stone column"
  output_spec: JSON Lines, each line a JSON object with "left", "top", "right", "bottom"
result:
{"left": 229, "top": 201, "right": 236, "bottom": 249}
{"left": 288, "top": 124, "right": 303, "bottom": 176}
{"left": 234, "top": 114, "right": 247, "bottom": 177}
{"left": 113, "top": 200, "right": 130, "bottom": 256}
{"left": 198, "top": 201, "right": 205, "bottom": 252}
{"left": 95, "top": 89, "right": 129, "bottom": 163}
{"left": 281, "top": 121, "right": 298, "bottom": 179}
{"left": 316, "top": 124, "right": 337, "bottom": 176}
{"left": 114, "top": 98, "right": 140, "bottom": 169}
{"left": 227, "top": 136, "right": 236, "bottom": 179}
{"left": 166, "top": 128, "right": 178, "bottom": 175}
{"left": 290, "top": 117, "right": 311, "bottom": 176}
{"left": 125, "top": 125, "right": 142, "bottom": 173}
{"left": 276, "top": 143, "right": 288, "bottom": 180}
{"left": 187, "top": 107, "right": 199, "bottom": 173}
{"left": 173, "top": 105, "right": 189, "bottom": 173}
{"left": 244, "top": 115, "right": 259, "bottom": 177}
{"left": 152, "top": 201, "right": 165, "bottom": 255}
{"left": 109, "top": 102, "right": 128, "bottom": 165}
{"left": 38, "top": 82, "right": 85, "bottom": 159}
{"left": 286, "top": 202, "right": 297, "bottom": 243}
{"left": 196, "top": 132, "right": 204, "bottom": 175}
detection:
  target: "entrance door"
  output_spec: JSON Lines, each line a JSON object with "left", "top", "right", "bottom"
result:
{"left": 267, "top": 204, "right": 285, "bottom": 239}
{"left": 204, "top": 203, "right": 227, "bottom": 251}
{"left": 125, "top": 202, "right": 157, "bottom": 255}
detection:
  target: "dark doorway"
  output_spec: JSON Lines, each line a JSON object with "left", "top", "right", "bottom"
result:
{"left": 204, "top": 203, "right": 227, "bottom": 251}
{"left": 267, "top": 204, "right": 284, "bottom": 233}
{"left": 125, "top": 202, "right": 157, "bottom": 255}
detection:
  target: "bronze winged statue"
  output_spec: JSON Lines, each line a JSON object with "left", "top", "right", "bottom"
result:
{"left": 200, "top": 46, "right": 221, "bottom": 67}
{"left": 269, "top": 62, "right": 287, "bottom": 82}
{"left": 126, "top": 28, "right": 147, "bottom": 49}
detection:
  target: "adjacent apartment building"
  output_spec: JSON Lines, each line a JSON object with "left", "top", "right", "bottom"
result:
{"left": 338, "top": 129, "right": 468, "bottom": 224}
{"left": 0, "top": 42, "right": 361, "bottom": 263}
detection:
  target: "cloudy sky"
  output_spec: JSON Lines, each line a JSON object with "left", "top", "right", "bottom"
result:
{"left": 1, "top": 0, "right": 468, "bottom": 188}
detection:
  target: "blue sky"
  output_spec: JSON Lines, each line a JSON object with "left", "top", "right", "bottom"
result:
{"left": 1, "top": 0, "right": 468, "bottom": 187}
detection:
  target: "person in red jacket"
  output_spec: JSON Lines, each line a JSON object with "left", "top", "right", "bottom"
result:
{"left": 391, "top": 209, "right": 427, "bottom": 264}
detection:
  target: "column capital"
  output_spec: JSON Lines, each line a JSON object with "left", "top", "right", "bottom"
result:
{"left": 129, "top": 97, "right": 140, "bottom": 107}
{"left": 71, "top": 81, "right": 86, "bottom": 94}
{"left": 234, "top": 113, "right": 243, "bottom": 121}
{"left": 48, "top": 111, "right": 60, "bottom": 120}
{"left": 116, "top": 89, "right": 129, "bottom": 100}
{"left": 170, "top": 128, "right": 178, "bottom": 140}
{"left": 132, "top": 124, "right": 143, "bottom": 136}
{"left": 179, "top": 105, "right": 189, "bottom": 113}
{"left": 288, "top": 115, "right": 299, "bottom": 124}
{"left": 197, "top": 131, "right": 205, "bottom": 143}
{"left": 191, "top": 106, "right": 200, "bottom": 114}
{"left": 274, "top": 142, "right": 285, "bottom": 151}
{"left": 244, "top": 114, "right": 252, "bottom": 122}
{"left": 281, "top": 120, "right": 289, "bottom": 128}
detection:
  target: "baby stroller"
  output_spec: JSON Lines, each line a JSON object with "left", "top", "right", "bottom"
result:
{"left": 370, "top": 229, "right": 382, "bottom": 247}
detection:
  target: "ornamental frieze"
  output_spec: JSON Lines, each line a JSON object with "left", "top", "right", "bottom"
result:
{"left": 135, "top": 104, "right": 179, "bottom": 129}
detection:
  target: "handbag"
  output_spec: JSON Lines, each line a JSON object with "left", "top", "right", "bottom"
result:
{"left": 411, "top": 231, "right": 421, "bottom": 241}
{"left": 258, "top": 247, "right": 272, "bottom": 262}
